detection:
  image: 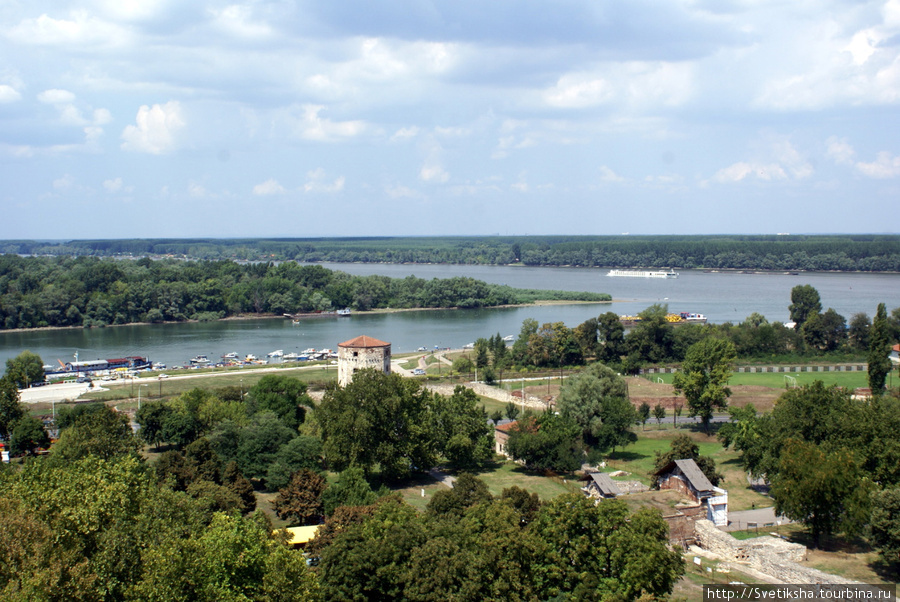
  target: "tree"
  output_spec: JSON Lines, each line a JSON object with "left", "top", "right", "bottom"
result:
{"left": 625, "top": 304, "right": 676, "bottom": 365}
{"left": 505, "top": 412, "right": 583, "bottom": 473}
{"left": 869, "top": 303, "right": 892, "bottom": 395}
{"left": 870, "top": 487, "right": 900, "bottom": 569}
{"left": 9, "top": 416, "right": 50, "bottom": 456}
{"left": 771, "top": 439, "right": 873, "bottom": 547}
{"left": 222, "top": 460, "right": 256, "bottom": 514}
{"left": 274, "top": 468, "right": 327, "bottom": 526}
{"left": 555, "top": 362, "right": 635, "bottom": 454}
{"left": 848, "top": 312, "right": 871, "bottom": 351}
{"left": 50, "top": 405, "right": 139, "bottom": 462}
{"left": 653, "top": 403, "right": 666, "bottom": 426}
{"left": 673, "top": 337, "right": 736, "bottom": 434}
{"left": 427, "top": 473, "right": 493, "bottom": 518}
{"left": 789, "top": 284, "right": 822, "bottom": 329}
{"left": 265, "top": 435, "right": 323, "bottom": 491}
{"left": 317, "top": 369, "right": 437, "bottom": 480}
{"left": 4, "top": 350, "right": 45, "bottom": 389}
{"left": 321, "top": 466, "right": 379, "bottom": 516}
{"left": 0, "top": 376, "right": 25, "bottom": 440}
{"left": 505, "top": 401, "right": 519, "bottom": 421}
{"left": 433, "top": 386, "right": 493, "bottom": 469}
{"left": 245, "top": 374, "right": 311, "bottom": 429}
{"left": 531, "top": 494, "right": 683, "bottom": 600}
{"left": 638, "top": 402, "right": 651, "bottom": 430}
{"left": 135, "top": 401, "right": 173, "bottom": 450}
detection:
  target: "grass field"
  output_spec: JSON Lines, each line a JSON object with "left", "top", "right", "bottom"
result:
{"left": 648, "top": 369, "right": 869, "bottom": 390}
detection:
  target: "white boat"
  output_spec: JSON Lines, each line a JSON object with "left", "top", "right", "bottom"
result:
{"left": 222, "top": 352, "right": 239, "bottom": 359}
{"left": 301, "top": 348, "right": 317, "bottom": 355}
{"left": 267, "top": 350, "right": 284, "bottom": 358}
{"left": 245, "top": 354, "right": 258, "bottom": 362}
{"left": 503, "top": 335, "right": 514, "bottom": 342}
{"left": 606, "top": 269, "right": 679, "bottom": 279}
{"left": 283, "top": 352, "right": 302, "bottom": 360}
{"left": 190, "top": 355, "right": 210, "bottom": 365}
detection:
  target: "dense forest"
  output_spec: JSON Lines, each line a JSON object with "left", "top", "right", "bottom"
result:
{"left": 5, "top": 234, "right": 900, "bottom": 271}
{"left": 0, "top": 255, "right": 608, "bottom": 330}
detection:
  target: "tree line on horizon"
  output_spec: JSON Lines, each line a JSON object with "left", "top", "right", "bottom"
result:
{"left": 0, "top": 255, "right": 607, "bottom": 330}
{"left": 4, "top": 234, "right": 900, "bottom": 271}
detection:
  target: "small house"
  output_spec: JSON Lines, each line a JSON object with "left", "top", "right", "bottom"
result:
{"left": 581, "top": 472, "right": 621, "bottom": 499}
{"left": 494, "top": 420, "right": 517, "bottom": 457}
{"left": 653, "top": 458, "right": 728, "bottom": 527}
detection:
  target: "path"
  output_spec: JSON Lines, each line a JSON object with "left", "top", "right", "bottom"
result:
{"left": 723, "top": 507, "right": 793, "bottom": 532}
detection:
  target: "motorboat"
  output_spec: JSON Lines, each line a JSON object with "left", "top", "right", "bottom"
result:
{"left": 267, "top": 350, "right": 284, "bottom": 358}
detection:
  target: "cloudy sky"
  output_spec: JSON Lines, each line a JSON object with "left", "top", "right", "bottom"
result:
{"left": 1, "top": 0, "right": 899, "bottom": 239}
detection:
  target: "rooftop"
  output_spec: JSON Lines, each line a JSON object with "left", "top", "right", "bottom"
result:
{"left": 338, "top": 335, "right": 390, "bottom": 348}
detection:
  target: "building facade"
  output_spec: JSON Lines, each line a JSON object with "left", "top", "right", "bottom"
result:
{"left": 337, "top": 335, "right": 391, "bottom": 387}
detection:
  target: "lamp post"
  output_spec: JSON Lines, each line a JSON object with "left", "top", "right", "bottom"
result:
{"left": 138, "top": 384, "right": 148, "bottom": 410}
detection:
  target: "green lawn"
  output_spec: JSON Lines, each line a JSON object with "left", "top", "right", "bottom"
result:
{"left": 649, "top": 370, "right": 869, "bottom": 390}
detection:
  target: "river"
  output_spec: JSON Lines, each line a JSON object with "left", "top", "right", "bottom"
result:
{"left": 1, "top": 265, "right": 896, "bottom": 370}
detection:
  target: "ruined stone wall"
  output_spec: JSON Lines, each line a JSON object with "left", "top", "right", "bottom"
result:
{"left": 664, "top": 504, "right": 705, "bottom": 546}
{"left": 694, "top": 520, "right": 861, "bottom": 585}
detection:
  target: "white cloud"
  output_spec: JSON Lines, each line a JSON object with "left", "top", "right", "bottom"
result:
{"left": 710, "top": 162, "right": 788, "bottom": 184}
{"left": 53, "top": 174, "right": 75, "bottom": 190}
{"left": 420, "top": 163, "right": 449, "bottom": 183}
{"left": 288, "top": 105, "right": 366, "bottom": 142}
{"left": 511, "top": 182, "right": 528, "bottom": 192}
{"left": 598, "top": 165, "right": 625, "bottom": 183}
{"left": 253, "top": 178, "right": 286, "bottom": 195}
{"left": 771, "top": 138, "right": 813, "bottom": 179}
{"left": 121, "top": 101, "right": 185, "bottom": 154}
{"left": 38, "top": 89, "right": 76, "bottom": 105}
{"left": 103, "top": 177, "right": 123, "bottom": 192}
{"left": 8, "top": 11, "right": 129, "bottom": 47}
{"left": 544, "top": 62, "right": 693, "bottom": 109}
{"left": 385, "top": 184, "right": 420, "bottom": 199}
{"left": 826, "top": 136, "right": 855, "bottom": 165}
{"left": 304, "top": 168, "right": 345, "bottom": 193}
{"left": 856, "top": 151, "right": 900, "bottom": 178}
{"left": 391, "top": 126, "right": 419, "bottom": 141}
{"left": 210, "top": 4, "right": 273, "bottom": 39}
{"left": 188, "top": 182, "right": 209, "bottom": 198}
{"left": 0, "top": 85, "right": 21, "bottom": 103}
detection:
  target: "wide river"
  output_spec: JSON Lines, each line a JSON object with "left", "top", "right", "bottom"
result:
{"left": 1, "top": 264, "right": 897, "bottom": 369}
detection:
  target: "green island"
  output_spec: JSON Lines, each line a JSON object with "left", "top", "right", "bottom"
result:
{"left": 0, "top": 255, "right": 609, "bottom": 330}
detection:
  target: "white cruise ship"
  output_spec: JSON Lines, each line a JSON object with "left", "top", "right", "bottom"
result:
{"left": 606, "top": 269, "right": 679, "bottom": 279}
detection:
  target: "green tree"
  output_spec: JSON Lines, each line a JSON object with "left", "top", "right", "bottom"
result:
{"left": 246, "top": 374, "right": 311, "bottom": 429}
{"left": 135, "top": 401, "right": 173, "bottom": 450}
{"left": 771, "top": 439, "right": 873, "bottom": 547}
{"left": 596, "top": 311, "right": 626, "bottom": 364}
{"left": 789, "top": 284, "right": 822, "bottom": 329}
{"left": 4, "top": 350, "right": 45, "bottom": 388}
{"left": 625, "top": 304, "right": 676, "bottom": 364}
{"left": 506, "top": 412, "right": 583, "bottom": 473}
{"left": 673, "top": 337, "right": 736, "bottom": 434}
{"left": 274, "top": 468, "right": 327, "bottom": 526}
{"left": 433, "top": 386, "right": 493, "bottom": 470}
{"left": 653, "top": 402, "right": 666, "bottom": 426}
{"left": 869, "top": 303, "right": 892, "bottom": 395}
{"left": 222, "top": 460, "right": 256, "bottom": 514}
{"left": 870, "top": 487, "right": 900, "bottom": 569}
{"left": 555, "top": 362, "right": 635, "bottom": 454}
{"left": 427, "top": 472, "right": 494, "bottom": 518}
{"left": 51, "top": 404, "right": 140, "bottom": 462}
{"left": 0, "top": 376, "right": 25, "bottom": 440}
{"left": 9, "top": 416, "right": 50, "bottom": 456}
{"left": 505, "top": 401, "right": 520, "bottom": 421}
{"left": 848, "top": 312, "right": 871, "bottom": 351}
{"left": 638, "top": 402, "right": 651, "bottom": 430}
{"left": 531, "top": 494, "right": 683, "bottom": 600}
{"left": 317, "top": 369, "right": 437, "bottom": 481}
{"left": 321, "top": 466, "right": 379, "bottom": 516}
{"left": 265, "top": 435, "right": 323, "bottom": 491}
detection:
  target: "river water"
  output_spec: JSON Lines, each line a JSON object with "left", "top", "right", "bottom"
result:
{"left": 1, "top": 265, "right": 896, "bottom": 370}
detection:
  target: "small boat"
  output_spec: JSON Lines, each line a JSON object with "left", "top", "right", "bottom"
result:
{"left": 190, "top": 355, "right": 210, "bottom": 365}
{"left": 222, "top": 352, "right": 238, "bottom": 359}
{"left": 301, "top": 348, "right": 317, "bottom": 355}
{"left": 283, "top": 352, "right": 302, "bottom": 360}
{"left": 245, "top": 354, "right": 258, "bottom": 362}
{"left": 267, "top": 350, "right": 284, "bottom": 358}
{"left": 503, "top": 335, "right": 514, "bottom": 342}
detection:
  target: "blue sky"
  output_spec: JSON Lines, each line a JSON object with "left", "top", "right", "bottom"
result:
{"left": 1, "top": 0, "right": 899, "bottom": 239}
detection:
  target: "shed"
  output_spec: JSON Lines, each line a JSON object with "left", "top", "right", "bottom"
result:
{"left": 653, "top": 458, "right": 728, "bottom": 527}
{"left": 581, "top": 472, "right": 622, "bottom": 499}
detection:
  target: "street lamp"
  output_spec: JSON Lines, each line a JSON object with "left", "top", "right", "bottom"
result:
{"left": 138, "top": 384, "right": 148, "bottom": 410}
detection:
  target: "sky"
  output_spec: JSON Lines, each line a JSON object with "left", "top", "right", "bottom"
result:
{"left": 1, "top": 0, "right": 899, "bottom": 239}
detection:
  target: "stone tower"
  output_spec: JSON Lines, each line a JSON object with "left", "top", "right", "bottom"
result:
{"left": 337, "top": 335, "right": 391, "bottom": 387}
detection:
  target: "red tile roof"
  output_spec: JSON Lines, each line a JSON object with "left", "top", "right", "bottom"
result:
{"left": 494, "top": 420, "right": 518, "bottom": 433}
{"left": 338, "top": 335, "right": 390, "bottom": 348}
